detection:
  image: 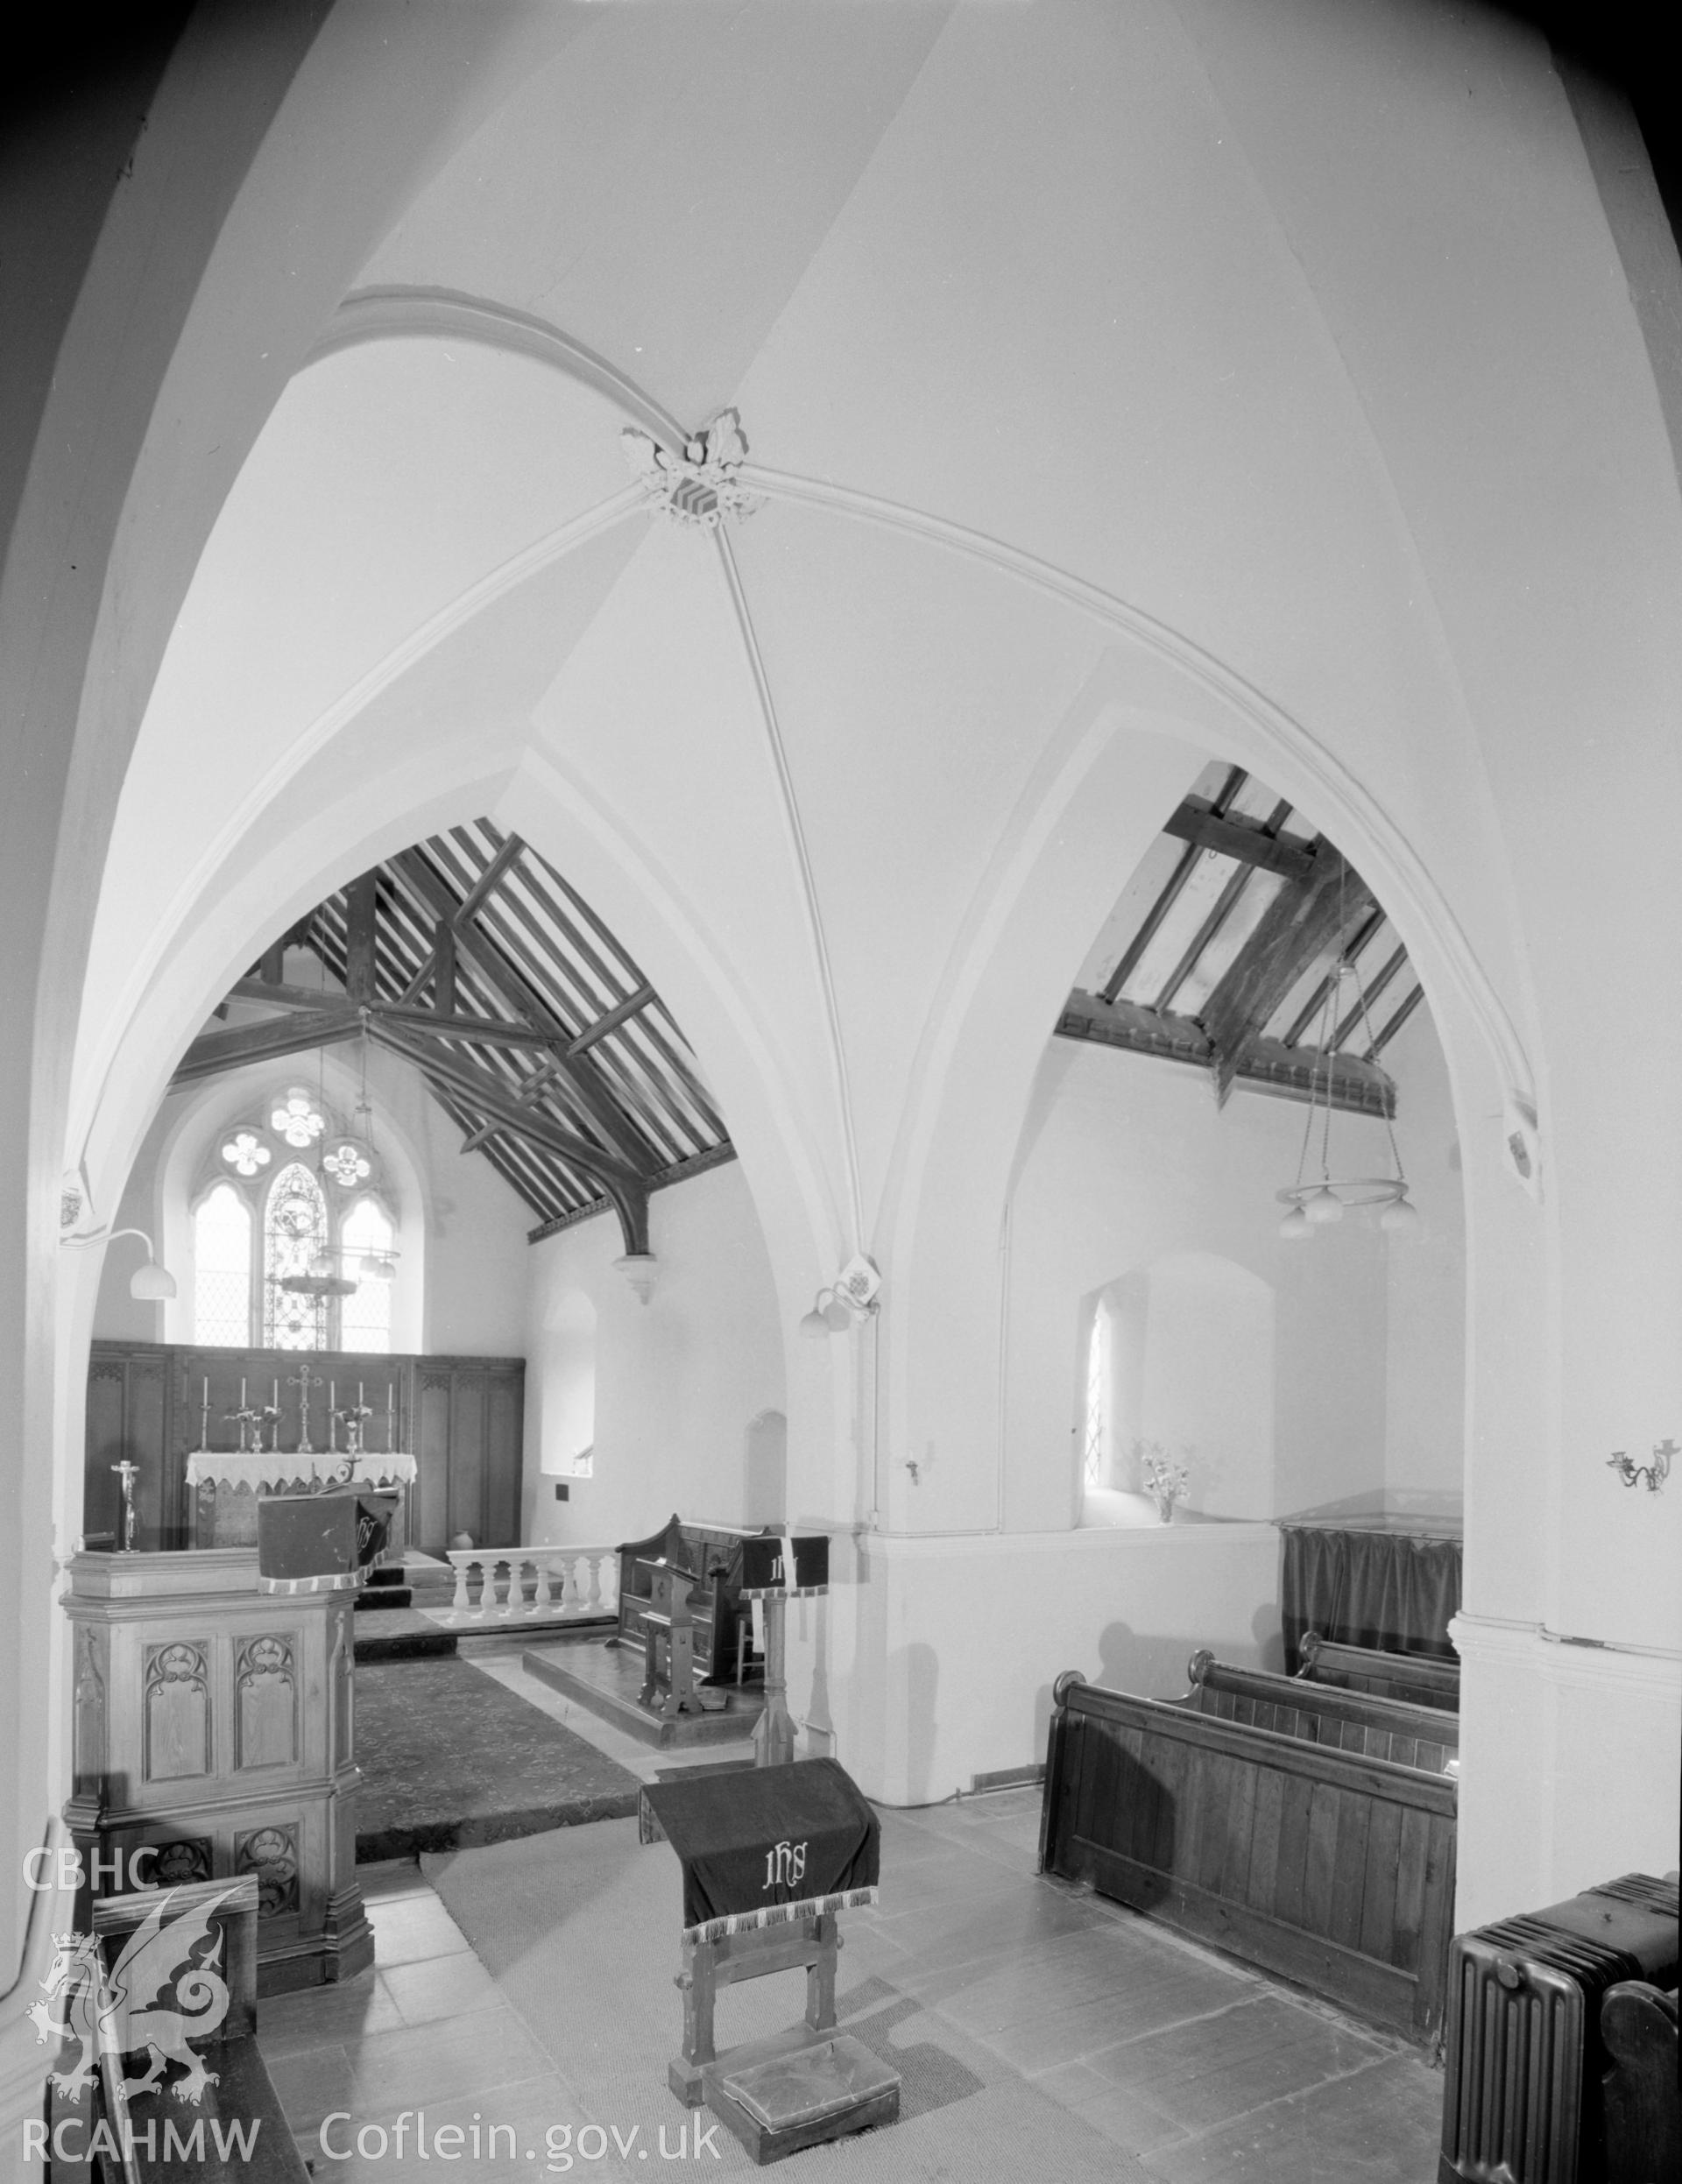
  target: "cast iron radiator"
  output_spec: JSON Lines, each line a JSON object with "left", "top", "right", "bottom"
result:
{"left": 1438, "top": 1872, "right": 1678, "bottom": 2184}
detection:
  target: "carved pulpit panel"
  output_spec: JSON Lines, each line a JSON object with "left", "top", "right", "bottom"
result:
{"left": 236, "top": 1822, "right": 300, "bottom": 1919}
{"left": 144, "top": 1640, "right": 211, "bottom": 1781}
{"left": 235, "top": 1632, "right": 297, "bottom": 1770}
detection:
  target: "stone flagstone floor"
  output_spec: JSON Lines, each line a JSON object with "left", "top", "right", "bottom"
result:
{"left": 257, "top": 1659, "right": 1445, "bottom": 2181}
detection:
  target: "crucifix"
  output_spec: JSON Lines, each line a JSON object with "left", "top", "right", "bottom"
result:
{"left": 289, "top": 1361, "right": 321, "bottom": 1455}
{"left": 110, "top": 1460, "right": 139, "bottom": 1552}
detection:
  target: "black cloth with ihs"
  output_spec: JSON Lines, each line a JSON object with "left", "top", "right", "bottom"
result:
{"left": 640, "top": 1756, "right": 879, "bottom": 1931}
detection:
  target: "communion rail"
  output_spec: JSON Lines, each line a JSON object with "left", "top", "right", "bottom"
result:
{"left": 443, "top": 1544, "right": 620, "bottom": 1623}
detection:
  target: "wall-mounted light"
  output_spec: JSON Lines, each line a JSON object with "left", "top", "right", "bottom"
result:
{"left": 60, "top": 1226, "right": 178, "bottom": 1301}
{"left": 1607, "top": 1439, "right": 1673, "bottom": 1494}
{"left": 799, "top": 1290, "right": 855, "bottom": 1339}
{"left": 799, "top": 1254, "right": 881, "bottom": 1338}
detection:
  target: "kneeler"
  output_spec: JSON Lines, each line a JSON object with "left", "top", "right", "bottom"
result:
{"left": 639, "top": 1758, "right": 901, "bottom": 2165}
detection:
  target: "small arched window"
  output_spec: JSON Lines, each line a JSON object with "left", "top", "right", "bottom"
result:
{"left": 264, "top": 1161, "right": 329, "bottom": 1349}
{"left": 1082, "top": 1308, "right": 1109, "bottom": 1488}
{"left": 193, "top": 1182, "right": 252, "bottom": 1346}
{"left": 338, "top": 1198, "right": 394, "bottom": 1354}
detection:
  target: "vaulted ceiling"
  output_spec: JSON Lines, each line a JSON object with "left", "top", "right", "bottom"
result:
{"left": 1059, "top": 764, "right": 1423, "bottom": 1118}
{"left": 171, "top": 822, "right": 731, "bottom": 1252}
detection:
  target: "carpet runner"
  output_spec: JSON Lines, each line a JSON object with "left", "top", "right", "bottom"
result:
{"left": 354, "top": 1656, "right": 640, "bottom": 1860}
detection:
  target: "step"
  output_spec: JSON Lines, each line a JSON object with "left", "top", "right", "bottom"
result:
{"left": 524, "top": 1636, "right": 765, "bottom": 1750}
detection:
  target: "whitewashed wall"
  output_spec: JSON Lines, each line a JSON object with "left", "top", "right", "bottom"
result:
{"left": 519, "top": 1161, "right": 786, "bottom": 1551}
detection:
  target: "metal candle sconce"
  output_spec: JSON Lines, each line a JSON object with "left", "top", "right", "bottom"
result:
{"left": 1606, "top": 1438, "right": 1674, "bottom": 1493}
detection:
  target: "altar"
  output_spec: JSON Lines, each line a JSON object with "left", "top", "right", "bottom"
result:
{"left": 187, "top": 1451, "right": 417, "bottom": 1554}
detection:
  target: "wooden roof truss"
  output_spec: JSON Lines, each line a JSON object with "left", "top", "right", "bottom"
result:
{"left": 173, "top": 821, "right": 731, "bottom": 1252}
{"left": 1058, "top": 764, "right": 1425, "bottom": 1117}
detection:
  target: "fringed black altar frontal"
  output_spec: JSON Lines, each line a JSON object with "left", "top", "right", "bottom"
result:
{"left": 677, "top": 1885, "right": 878, "bottom": 1949}
{"left": 639, "top": 1756, "right": 879, "bottom": 1938}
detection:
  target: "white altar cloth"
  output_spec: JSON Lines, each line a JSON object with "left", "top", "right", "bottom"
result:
{"left": 185, "top": 1451, "right": 418, "bottom": 1492}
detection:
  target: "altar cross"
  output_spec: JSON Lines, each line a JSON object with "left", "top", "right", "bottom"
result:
{"left": 289, "top": 1360, "right": 321, "bottom": 1454}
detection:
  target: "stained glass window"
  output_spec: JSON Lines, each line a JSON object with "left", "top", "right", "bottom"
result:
{"left": 220, "top": 1129, "right": 272, "bottom": 1178}
{"left": 269, "top": 1088, "right": 326, "bottom": 1149}
{"left": 194, "top": 1183, "right": 252, "bottom": 1346}
{"left": 263, "top": 1162, "right": 329, "bottom": 1349}
{"left": 338, "top": 1198, "right": 393, "bottom": 1354}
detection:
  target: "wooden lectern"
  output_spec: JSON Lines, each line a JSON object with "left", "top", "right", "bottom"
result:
{"left": 640, "top": 1757, "right": 899, "bottom": 2163}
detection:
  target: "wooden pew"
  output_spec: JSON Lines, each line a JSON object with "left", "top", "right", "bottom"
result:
{"left": 1040, "top": 1670, "right": 1457, "bottom": 2044}
{"left": 1184, "top": 1651, "right": 1459, "bottom": 1774}
{"left": 42, "top": 1876, "right": 307, "bottom": 2180}
{"left": 1297, "top": 1629, "right": 1460, "bottom": 1713}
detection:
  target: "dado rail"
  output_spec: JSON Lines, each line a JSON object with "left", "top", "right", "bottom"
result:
{"left": 443, "top": 1544, "right": 620, "bottom": 1623}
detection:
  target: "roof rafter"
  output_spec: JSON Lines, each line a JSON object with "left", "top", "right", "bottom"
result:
{"left": 172, "top": 1007, "right": 364, "bottom": 1085}
{"left": 364, "top": 1020, "right": 645, "bottom": 1192}
{"left": 390, "top": 845, "right": 656, "bottom": 1175}
{"left": 1198, "top": 847, "right": 1376, "bottom": 1105}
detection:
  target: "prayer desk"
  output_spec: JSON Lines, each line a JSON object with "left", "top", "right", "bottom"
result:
{"left": 640, "top": 1759, "right": 899, "bottom": 2163}
{"left": 637, "top": 1556, "right": 701, "bottom": 1720}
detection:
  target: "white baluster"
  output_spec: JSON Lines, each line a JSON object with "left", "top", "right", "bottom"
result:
{"left": 532, "top": 1556, "right": 552, "bottom": 1615}
{"left": 584, "top": 1552, "right": 604, "bottom": 1613}
{"left": 450, "top": 1555, "right": 471, "bottom": 1617}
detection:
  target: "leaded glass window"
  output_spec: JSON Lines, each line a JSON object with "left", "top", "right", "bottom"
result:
{"left": 338, "top": 1198, "right": 393, "bottom": 1354}
{"left": 194, "top": 1183, "right": 252, "bottom": 1346}
{"left": 264, "top": 1162, "right": 329, "bottom": 1349}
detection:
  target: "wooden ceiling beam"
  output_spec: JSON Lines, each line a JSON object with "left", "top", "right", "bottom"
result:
{"left": 343, "top": 869, "right": 379, "bottom": 1004}
{"left": 226, "top": 979, "right": 582, "bottom": 1055}
{"left": 1097, "top": 765, "right": 1251, "bottom": 1007}
{"left": 1197, "top": 848, "right": 1376, "bottom": 1105}
{"left": 1057, "top": 991, "right": 1394, "bottom": 1116}
{"left": 171, "top": 1009, "right": 364, "bottom": 1085}
{"left": 365, "top": 1021, "right": 646, "bottom": 1192}
{"left": 1161, "top": 800, "right": 1316, "bottom": 882}
{"left": 434, "top": 919, "right": 456, "bottom": 1016}
{"left": 1370, "top": 980, "right": 1426, "bottom": 1057}
{"left": 228, "top": 978, "right": 343, "bottom": 1013}
{"left": 567, "top": 983, "right": 656, "bottom": 1055}
{"left": 1280, "top": 903, "right": 1386, "bottom": 1049}
{"left": 390, "top": 848, "right": 655, "bottom": 1174}
{"left": 450, "top": 832, "right": 526, "bottom": 929}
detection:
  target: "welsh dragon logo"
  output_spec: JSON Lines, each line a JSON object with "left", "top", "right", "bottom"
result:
{"left": 27, "top": 1886, "right": 236, "bottom": 2105}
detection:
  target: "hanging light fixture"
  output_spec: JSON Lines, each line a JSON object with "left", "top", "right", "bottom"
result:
{"left": 281, "top": 1242, "right": 358, "bottom": 1299}
{"left": 336, "top": 1012, "right": 399, "bottom": 1282}
{"left": 1276, "top": 956, "right": 1418, "bottom": 1240}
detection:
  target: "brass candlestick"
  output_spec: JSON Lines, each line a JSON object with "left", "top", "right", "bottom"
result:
{"left": 110, "top": 1460, "right": 139, "bottom": 1552}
